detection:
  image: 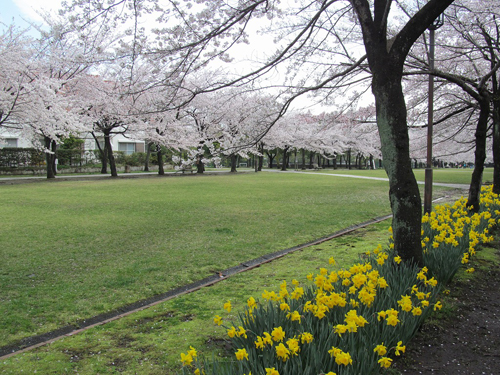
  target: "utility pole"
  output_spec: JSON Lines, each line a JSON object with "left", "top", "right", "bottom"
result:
{"left": 424, "top": 14, "right": 445, "bottom": 215}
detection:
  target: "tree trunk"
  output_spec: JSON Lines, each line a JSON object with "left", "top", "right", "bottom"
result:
{"left": 281, "top": 147, "right": 289, "bottom": 171}
{"left": 258, "top": 143, "right": 264, "bottom": 171}
{"left": 91, "top": 132, "right": 107, "bottom": 174}
{"left": 157, "top": 145, "right": 165, "bottom": 175}
{"left": 266, "top": 150, "right": 275, "bottom": 168}
{"left": 493, "top": 77, "right": 500, "bottom": 194}
{"left": 309, "top": 152, "right": 314, "bottom": 169}
{"left": 301, "top": 149, "right": 306, "bottom": 170}
{"left": 44, "top": 136, "right": 56, "bottom": 179}
{"left": 144, "top": 142, "right": 153, "bottom": 172}
{"left": 494, "top": 113, "right": 500, "bottom": 194}
{"left": 104, "top": 132, "right": 118, "bottom": 177}
{"left": 100, "top": 143, "right": 108, "bottom": 174}
{"left": 230, "top": 154, "right": 237, "bottom": 172}
{"left": 372, "top": 72, "right": 423, "bottom": 266}
{"left": 196, "top": 157, "right": 205, "bottom": 173}
{"left": 347, "top": 149, "right": 351, "bottom": 170}
{"left": 467, "top": 91, "right": 490, "bottom": 211}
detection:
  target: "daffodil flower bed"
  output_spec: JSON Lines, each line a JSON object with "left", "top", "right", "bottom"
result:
{"left": 180, "top": 186, "right": 500, "bottom": 375}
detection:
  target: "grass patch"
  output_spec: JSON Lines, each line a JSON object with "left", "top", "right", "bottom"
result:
{"left": 1, "top": 219, "right": 393, "bottom": 374}
{"left": 0, "top": 172, "right": 391, "bottom": 347}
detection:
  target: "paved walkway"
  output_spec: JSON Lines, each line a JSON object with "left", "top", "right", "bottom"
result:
{"left": 263, "top": 169, "right": 470, "bottom": 190}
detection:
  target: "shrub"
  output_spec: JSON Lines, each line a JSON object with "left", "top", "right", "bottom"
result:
{"left": 0, "top": 147, "right": 45, "bottom": 167}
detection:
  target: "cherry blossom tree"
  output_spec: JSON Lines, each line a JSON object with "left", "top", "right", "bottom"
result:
{"left": 76, "top": 71, "right": 148, "bottom": 177}
{"left": 405, "top": 0, "right": 500, "bottom": 208}
{"left": 0, "top": 25, "right": 34, "bottom": 131}
{"left": 59, "top": 0, "right": 458, "bottom": 264}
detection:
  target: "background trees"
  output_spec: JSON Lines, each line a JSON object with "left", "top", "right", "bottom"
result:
{"left": 5, "top": 0, "right": 500, "bottom": 263}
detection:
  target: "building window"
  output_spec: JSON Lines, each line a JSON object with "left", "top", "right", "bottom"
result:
{"left": 118, "top": 142, "right": 136, "bottom": 155}
{"left": 1, "top": 138, "right": 18, "bottom": 147}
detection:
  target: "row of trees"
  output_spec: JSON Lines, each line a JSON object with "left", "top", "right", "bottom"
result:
{"left": 1, "top": 0, "right": 499, "bottom": 265}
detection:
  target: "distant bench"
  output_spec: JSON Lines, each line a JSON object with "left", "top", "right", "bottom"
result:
{"left": 177, "top": 165, "right": 196, "bottom": 174}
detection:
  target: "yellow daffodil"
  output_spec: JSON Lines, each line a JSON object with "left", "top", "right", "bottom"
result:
{"left": 373, "top": 343, "right": 387, "bottom": 356}
{"left": 271, "top": 326, "right": 286, "bottom": 342}
{"left": 378, "top": 357, "right": 393, "bottom": 368}
{"left": 275, "top": 343, "right": 290, "bottom": 361}
{"left": 300, "top": 332, "right": 313, "bottom": 344}
{"left": 395, "top": 341, "right": 406, "bottom": 356}
{"left": 227, "top": 326, "right": 237, "bottom": 338}
{"left": 247, "top": 296, "right": 257, "bottom": 309}
{"left": 265, "top": 368, "right": 279, "bottom": 375}
{"left": 235, "top": 348, "right": 248, "bottom": 361}
{"left": 286, "top": 310, "right": 301, "bottom": 322}
{"left": 255, "top": 336, "right": 264, "bottom": 350}
{"left": 279, "top": 302, "right": 290, "bottom": 311}
{"left": 180, "top": 352, "right": 193, "bottom": 366}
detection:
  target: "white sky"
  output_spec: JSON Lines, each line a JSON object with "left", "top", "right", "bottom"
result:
{"left": 1, "top": 0, "right": 62, "bottom": 26}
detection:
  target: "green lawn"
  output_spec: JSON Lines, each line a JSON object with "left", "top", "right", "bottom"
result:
{"left": 0, "top": 173, "right": 393, "bottom": 346}
{"left": 0, "top": 171, "right": 468, "bottom": 374}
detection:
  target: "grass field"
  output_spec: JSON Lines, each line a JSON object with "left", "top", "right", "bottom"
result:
{"left": 0, "top": 172, "right": 396, "bottom": 344}
{"left": 0, "top": 170, "right": 472, "bottom": 374}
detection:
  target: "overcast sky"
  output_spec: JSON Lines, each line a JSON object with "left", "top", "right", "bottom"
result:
{"left": 1, "top": 0, "right": 62, "bottom": 26}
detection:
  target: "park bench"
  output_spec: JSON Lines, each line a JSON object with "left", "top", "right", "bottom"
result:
{"left": 177, "top": 165, "right": 196, "bottom": 174}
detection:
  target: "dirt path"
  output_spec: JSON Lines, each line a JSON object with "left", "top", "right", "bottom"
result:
{"left": 395, "top": 243, "right": 500, "bottom": 375}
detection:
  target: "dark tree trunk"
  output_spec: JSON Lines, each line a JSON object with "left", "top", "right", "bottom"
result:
{"left": 333, "top": 154, "right": 337, "bottom": 169}
{"left": 309, "top": 152, "right": 314, "bottom": 169}
{"left": 144, "top": 142, "right": 153, "bottom": 172}
{"left": 44, "top": 136, "right": 56, "bottom": 179}
{"left": 266, "top": 150, "right": 276, "bottom": 168}
{"left": 91, "top": 132, "right": 107, "bottom": 174}
{"left": 196, "top": 143, "right": 205, "bottom": 174}
{"left": 196, "top": 157, "right": 205, "bottom": 173}
{"left": 230, "top": 154, "right": 237, "bottom": 172}
{"left": 371, "top": 72, "right": 423, "bottom": 266}
{"left": 100, "top": 143, "right": 108, "bottom": 174}
{"left": 301, "top": 149, "right": 306, "bottom": 170}
{"left": 493, "top": 76, "right": 500, "bottom": 194}
{"left": 347, "top": 149, "right": 351, "bottom": 170}
{"left": 467, "top": 91, "right": 490, "bottom": 212}
{"left": 281, "top": 147, "right": 289, "bottom": 171}
{"left": 370, "top": 155, "right": 374, "bottom": 170}
{"left": 104, "top": 132, "right": 118, "bottom": 177}
{"left": 258, "top": 143, "right": 264, "bottom": 171}
{"left": 157, "top": 145, "right": 165, "bottom": 175}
